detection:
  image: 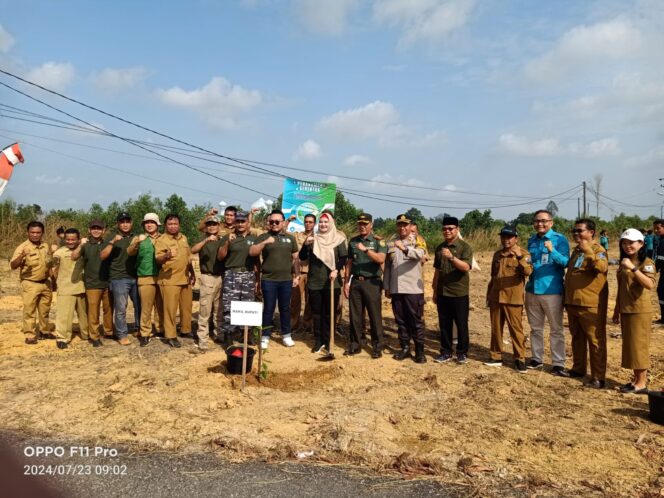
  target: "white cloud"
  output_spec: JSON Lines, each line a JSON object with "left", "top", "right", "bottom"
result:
{"left": 0, "top": 24, "right": 14, "bottom": 53}
{"left": 92, "top": 67, "right": 148, "bottom": 93}
{"left": 533, "top": 72, "right": 664, "bottom": 124}
{"left": 499, "top": 134, "right": 620, "bottom": 157}
{"left": 294, "top": 0, "right": 359, "bottom": 35}
{"left": 293, "top": 139, "right": 321, "bottom": 160}
{"left": 343, "top": 154, "right": 372, "bottom": 166}
{"left": 317, "top": 100, "right": 403, "bottom": 143}
{"left": 35, "top": 175, "right": 75, "bottom": 185}
{"left": 317, "top": 100, "right": 446, "bottom": 147}
{"left": 155, "top": 76, "right": 263, "bottom": 130}
{"left": 624, "top": 145, "right": 664, "bottom": 169}
{"left": 373, "top": 0, "right": 476, "bottom": 47}
{"left": 524, "top": 19, "right": 643, "bottom": 81}
{"left": 25, "top": 62, "right": 75, "bottom": 92}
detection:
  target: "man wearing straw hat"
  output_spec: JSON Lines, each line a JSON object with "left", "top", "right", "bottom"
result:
{"left": 384, "top": 214, "right": 427, "bottom": 363}
{"left": 191, "top": 214, "right": 225, "bottom": 351}
{"left": 127, "top": 213, "right": 164, "bottom": 347}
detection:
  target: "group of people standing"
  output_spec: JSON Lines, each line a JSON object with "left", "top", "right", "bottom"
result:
{"left": 9, "top": 207, "right": 664, "bottom": 392}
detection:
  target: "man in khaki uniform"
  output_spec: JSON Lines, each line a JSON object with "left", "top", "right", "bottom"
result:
{"left": 485, "top": 226, "right": 533, "bottom": 372}
{"left": 52, "top": 228, "right": 88, "bottom": 349}
{"left": 564, "top": 218, "right": 609, "bottom": 388}
{"left": 290, "top": 213, "right": 315, "bottom": 334}
{"left": 10, "top": 220, "right": 53, "bottom": 344}
{"left": 155, "top": 213, "right": 195, "bottom": 348}
{"left": 191, "top": 215, "right": 224, "bottom": 351}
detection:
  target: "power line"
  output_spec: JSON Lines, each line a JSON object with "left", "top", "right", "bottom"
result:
{"left": 0, "top": 78, "right": 276, "bottom": 198}
{"left": 1, "top": 92, "right": 579, "bottom": 202}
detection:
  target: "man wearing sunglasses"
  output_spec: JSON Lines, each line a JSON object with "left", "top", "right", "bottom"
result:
{"left": 525, "top": 209, "right": 570, "bottom": 376}
{"left": 564, "top": 219, "right": 608, "bottom": 388}
{"left": 250, "top": 209, "right": 300, "bottom": 349}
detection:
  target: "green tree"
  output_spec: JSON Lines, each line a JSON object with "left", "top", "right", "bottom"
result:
{"left": 460, "top": 209, "right": 494, "bottom": 233}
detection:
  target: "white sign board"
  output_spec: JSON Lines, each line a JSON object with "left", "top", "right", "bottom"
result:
{"left": 230, "top": 301, "right": 263, "bottom": 326}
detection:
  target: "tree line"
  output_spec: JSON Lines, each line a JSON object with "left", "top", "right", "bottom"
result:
{"left": 0, "top": 193, "right": 659, "bottom": 257}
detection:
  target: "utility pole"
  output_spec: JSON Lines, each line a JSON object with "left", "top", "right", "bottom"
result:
{"left": 577, "top": 198, "right": 581, "bottom": 218}
{"left": 582, "top": 181, "right": 587, "bottom": 217}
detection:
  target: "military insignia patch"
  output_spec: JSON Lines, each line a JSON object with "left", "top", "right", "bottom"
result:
{"left": 379, "top": 240, "right": 386, "bottom": 247}
{"left": 644, "top": 265, "right": 654, "bottom": 273}
{"left": 526, "top": 257, "right": 532, "bottom": 264}
{"left": 598, "top": 253, "right": 605, "bottom": 259}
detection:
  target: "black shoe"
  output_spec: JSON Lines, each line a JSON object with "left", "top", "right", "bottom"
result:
{"left": 56, "top": 341, "right": 68, "bottom": 350}
{"left": 139, "top": 336, "right": 150, "bottom": 347}
{"left": 585, "top": 379, "right": 605, "bottom": 389}
{"left": 371, "top": 349, "right": 383, "bottom": 359}
{"left": 456, "top": 353, "right": 468, "bottom": 364}
{"left": 568, "top": 370, "right": 584, "bottom": 378}
{"left": 413, "top": 343, "right": 426, "bottom": 363}
{"left": 178, "top": 333, "right": 193, "bottom": 340}
{"left": 343, "top": 347, "right": 360, "bottom": 356}
{"left": 91, "top": 339, "right": 103, "bottom": 348}
{"left": 551, "top": 366, "right": 570, "bottom": 377}
{"left": 167, "top": 338, "right": 181, "bottom": 348}
{"left": 654, "top": 319, "right": 664, "bottom": 325}
{"left": 392, "top": 347, "right": 411, "bottom": 361}
{"left": 311, "top": 343, "right": 323, "bottom": 353}
{"left": 433, "top": 352, "right": 453, "bottom": 363}
{"left": 618, "top": 383, "right": 647, "bottom": 394}
{"left": 527, "top": 359, "right": 543, "bottom": 370}
{"left": 514, "top": 360, "right": 527, "bottom": 373}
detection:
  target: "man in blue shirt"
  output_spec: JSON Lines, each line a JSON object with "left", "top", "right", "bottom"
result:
{"left": 525, "top": 209, "right": 570, "bottom": 376}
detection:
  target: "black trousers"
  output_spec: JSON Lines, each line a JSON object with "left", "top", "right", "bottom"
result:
{"left": 348, "top": 278, "right": 384, "bottom": 349}
{"left": 436, "top": 295, "right": 469, "bottom": 355}
{"left": 391, "top": 293, "right": 425, "bottom": 346}
{"left": 308, "top": 287, "right": 340, "bottom": 349}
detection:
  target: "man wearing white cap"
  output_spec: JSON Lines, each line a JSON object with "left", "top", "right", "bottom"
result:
{"left": 127, "top": 213, "right": 163, "bottom": 347}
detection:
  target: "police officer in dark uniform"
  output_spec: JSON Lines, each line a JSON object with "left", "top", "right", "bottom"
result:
{"left": 343, "top": 213, "right": 387, "bottom": 358}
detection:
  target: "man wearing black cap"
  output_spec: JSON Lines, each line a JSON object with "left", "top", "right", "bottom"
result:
{"left": 72, "top": 219, "right": 112, "bottom": 346}
{"left": 100, "top": 212, "right": 140, "bottom": 345}
{"left": 343, "top": 213, "right": 387, "bottom": 358}
{"left": 485, "top": 226, "right": 532, "bottom": 372}
{"left": 384, "top": 214, "right": 428, "bottom": 363}
{"left": 432, "top": 216, "right": 473, "bottom": 364}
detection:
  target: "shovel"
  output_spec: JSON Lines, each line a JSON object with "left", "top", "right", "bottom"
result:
{"left": 318, "top": 283, "right": 335, "bottom": 361}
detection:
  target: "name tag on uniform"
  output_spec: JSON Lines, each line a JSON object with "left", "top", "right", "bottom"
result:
{"left": 574, "top": 255, "right": 584, "bottom": 269}
{"left": 541, "top": 253, "right": 549, "bottom": 265}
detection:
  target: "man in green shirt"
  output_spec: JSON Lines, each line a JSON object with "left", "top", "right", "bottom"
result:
{"left": 343, "top": 213, "right": 387, "bottom": 358}
{"left": 217, "top": 211, "right": 260, "bottom": 346}
{"left": 127, "top": 213, "right": 163, "bottom": 347}
{"left": 432, "top": 216, "right": 473, "bottom": 364}
{"left": 100, "top": 212, "right": 139, "bottom": 345}
{"left": 72, "top": 219, "right": 112, "bottom": 346}
{"left": 191, "top": 215, "right": 225, "bottom": 351}
{"left": 249, "top": 209, "right": 300, "bottom": 349}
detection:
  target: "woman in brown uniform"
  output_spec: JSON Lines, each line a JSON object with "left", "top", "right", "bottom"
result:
{"left": 611, "top": 228, "right": 656, "bottom": 394}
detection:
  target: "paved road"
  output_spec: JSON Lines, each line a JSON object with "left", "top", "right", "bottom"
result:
{"left": 0, "top": 431, "right": 464, "bottom": 498}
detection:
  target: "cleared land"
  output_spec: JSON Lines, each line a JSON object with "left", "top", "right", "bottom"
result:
{"left": 0, "top": 252, "right": 663, "bottom": 497}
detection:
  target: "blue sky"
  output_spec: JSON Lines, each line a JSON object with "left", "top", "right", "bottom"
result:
{"left": 0, "top": 0, "right": 663, "bottom": 221}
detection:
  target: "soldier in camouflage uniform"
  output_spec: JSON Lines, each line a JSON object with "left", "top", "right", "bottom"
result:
{"left": 217, "top": 211, "right": 261, "bottom": 345}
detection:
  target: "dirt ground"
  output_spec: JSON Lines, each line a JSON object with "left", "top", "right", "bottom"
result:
{"left": 1, "top": 251, "right": 663, "bottom": 497}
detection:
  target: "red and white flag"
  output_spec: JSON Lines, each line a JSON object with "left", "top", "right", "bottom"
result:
{"left": 0, "top": 143, "right": 24, "bottom": 197}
